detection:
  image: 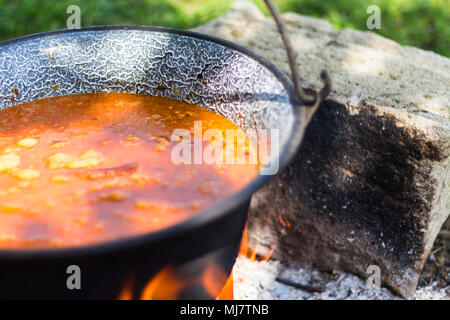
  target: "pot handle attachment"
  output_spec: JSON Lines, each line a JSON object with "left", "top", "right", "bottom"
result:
{"left": 263, "top": 0, "right": 331, "bottom": 124}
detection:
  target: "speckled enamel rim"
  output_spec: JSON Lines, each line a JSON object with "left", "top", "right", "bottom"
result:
{"left": 0, "top": 26, "right": 305, "bottom": 259}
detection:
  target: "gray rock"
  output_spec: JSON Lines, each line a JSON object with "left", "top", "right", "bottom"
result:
{"left": 194, "top": 1, "right": 449, "bottom": 297}
{"left": 233, "top": 256, "right": 449, "bottom": 300}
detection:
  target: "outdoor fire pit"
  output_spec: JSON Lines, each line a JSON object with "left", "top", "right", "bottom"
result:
{"left": 0, "top": 20, "right": 329, "bottom": 298}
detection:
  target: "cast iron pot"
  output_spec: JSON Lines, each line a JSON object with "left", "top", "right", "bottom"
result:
{"left": 0, "top": 26, "right": 316, "bottom": 299}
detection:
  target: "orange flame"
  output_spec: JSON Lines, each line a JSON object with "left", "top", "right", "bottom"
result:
{"left": 211, "top": 224, "right": 249, "bottom": 300}
{"left": 260, "top": 246, "right": 276, "bottom": 262}
{"left": 141, "top": 266, "right": 192, "bottom": 300}
{"left": 239, "top": 222, "right": 275, "bottom": 261}
{"left": 117, "top": 274, "right": 134, "bottom": 300}
{"left": 117, "top": 222, "right": 274, "bottom": 300}
{"left": 216, "top": 223, "right": 276, "bottom": 299}
{"left": 202, "top": 263, "right": 232, "bottom": 300}
{"left": 239, "top": 222, "right": 249, "bottom": 257}
{"left": 117, "top": 266, "right": 190, "bottom": 300}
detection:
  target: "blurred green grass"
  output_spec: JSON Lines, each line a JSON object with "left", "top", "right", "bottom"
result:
{"left": 0, "top": 0, "right": 448, "bottom": 57}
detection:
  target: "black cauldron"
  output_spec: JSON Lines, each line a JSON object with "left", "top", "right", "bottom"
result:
{"left": 0, "top": 26, "right": 317, "bottom": 299}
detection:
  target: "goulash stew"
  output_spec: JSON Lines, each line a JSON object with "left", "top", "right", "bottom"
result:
{"left": 0, "top": 93, "right": 258, "bottom": 249}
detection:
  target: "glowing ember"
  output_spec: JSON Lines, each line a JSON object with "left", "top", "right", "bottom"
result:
{"left": 117, "top": 274, "right": 134, "bottom": 300}
{"left": 278, "top": 215, "right": 291, "bottom": 228}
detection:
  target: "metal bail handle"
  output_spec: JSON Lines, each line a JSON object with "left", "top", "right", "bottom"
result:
{"left": 263, "top": 0, "right": 332, "bottom": 111}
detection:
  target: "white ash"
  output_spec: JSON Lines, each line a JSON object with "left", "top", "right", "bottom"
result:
{"left": 233, "top": 257, "right": 449, "bottom": 300}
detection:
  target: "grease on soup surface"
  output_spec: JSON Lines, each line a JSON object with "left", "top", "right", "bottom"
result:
{"left": 0, "top": 93, "right": 258, "bottom": 249}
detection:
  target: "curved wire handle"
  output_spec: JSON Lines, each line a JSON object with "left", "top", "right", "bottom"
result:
{"left": 263, "top": 0, "right": 331, "bottom": 108}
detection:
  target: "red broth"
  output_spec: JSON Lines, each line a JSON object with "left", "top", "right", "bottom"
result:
{"left": 0, "top": 93, "right": 258, "bottom": 249}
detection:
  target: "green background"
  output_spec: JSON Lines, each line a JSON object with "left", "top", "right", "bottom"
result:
{"left": 0, "top": 0, "right": 448, "bottom": 57}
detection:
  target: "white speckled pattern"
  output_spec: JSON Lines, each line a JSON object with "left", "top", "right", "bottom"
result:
{"left": 0, "top": 27, "right": 298, "bottom": 152}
